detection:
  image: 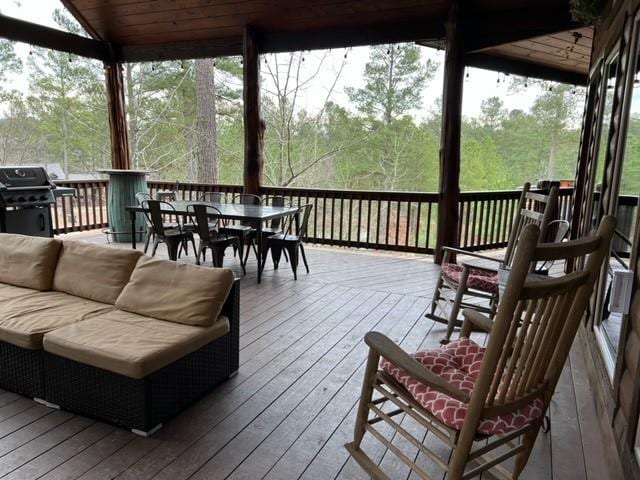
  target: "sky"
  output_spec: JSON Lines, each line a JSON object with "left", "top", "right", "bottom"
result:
{"left": 0, "top": 0, "right": 575, "bottom": 119}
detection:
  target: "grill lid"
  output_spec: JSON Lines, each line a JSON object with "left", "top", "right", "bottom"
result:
{"left": 0, "top": 166, "right": 55, "bottom": 190}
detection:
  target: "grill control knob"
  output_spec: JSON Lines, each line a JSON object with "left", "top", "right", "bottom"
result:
{"left": 17, "top": 197, "right": 25, "bottom": 203}
{"left": 5, "top": 197, "right": 14, "bottom": 203}
{"left": 28, "top": 196, "right": 36, "bottom": 202}
{"left": 39, "top": 195, "right": 48, "bottom": 201}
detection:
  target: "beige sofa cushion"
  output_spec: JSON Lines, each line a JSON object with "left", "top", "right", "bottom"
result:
{"left": 43, "top": 309, "right": 230, "bottom": 379}
{"left": 115, "top": 257, "right": 234, "bottom": 326}
{"left": 0, "top": 283, "right": 39, "bottom": 302}
{"left": 0, "top": 233, "right": 61, "bottom": 290}
{"left": 53, "top": 241, "right": 143, "bottom": 304}
{"left": 0, "top": 291, "right": 112, "bottom": 349}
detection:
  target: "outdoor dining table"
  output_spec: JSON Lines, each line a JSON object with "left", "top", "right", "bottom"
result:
{"left": 125, "top": 200, "right": 300, "bottom": 283}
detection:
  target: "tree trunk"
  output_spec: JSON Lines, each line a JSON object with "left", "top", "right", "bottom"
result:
{"left": 548, "top": 130, "right": 558, "bottom": 180}
{"left": 125, "top": 64, "right": 138, "bottom": 169}
{"left": 195, "top": 58, "right": 217, "bottom": 184}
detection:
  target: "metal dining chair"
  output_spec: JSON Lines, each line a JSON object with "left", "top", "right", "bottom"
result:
{"left": 186, "top": 203, "right": 244, "bottom": 273}
{"left": 260, "top": 195, "right": 292, "bottom": 264}
{"left": 136, "top": 191, "right": 181, "bottom": 254}
{"left": 221, "top": 193, "right": 261, "bottom": 268}
{"left": 143, "top": 200, "right": 195, "bottom": 261}
{"left": 260, "top": 203, "right": 312, "bottom": 280}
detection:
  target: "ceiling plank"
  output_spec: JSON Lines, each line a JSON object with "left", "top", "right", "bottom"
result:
{"left": 0, "top": 14, "right": 108, "bottom": 60}
{"left": 465, "top": 52, "right": 588, "bottom": 85}
{"left": 464, "top": 8, "right": 580, "bottom": 52}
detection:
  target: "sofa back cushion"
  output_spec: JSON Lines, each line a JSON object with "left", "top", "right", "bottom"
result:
{"left": 0, "top": 233, "right": 61, "bottom": 290}
{"left": 115, "top": 257, "right": 234, "bottom": 326}
{"left": 53, "top": 241, "right": 143, "bottom": 304}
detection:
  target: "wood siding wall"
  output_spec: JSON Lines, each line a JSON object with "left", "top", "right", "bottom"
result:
{"left": 575, "top": 1, "right": 640, "bottom": 478}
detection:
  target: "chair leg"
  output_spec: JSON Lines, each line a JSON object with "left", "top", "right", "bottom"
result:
{"left": 271, "top": 246, "right": 283, "bottom": 269}
{"left": 236, "top": 240, "right": 247, "bottom": 275}
{"left": 195, "top": 242, "right": 205, "bottom": 265}
{"left": 287, "top": 245, "right": 299, "bottom": 280}
{"left": 443, "top": 269, "right": 470, "bottom": 344}
{"left": 260, "top": 244, "right": 271, "bottom": 272}
{"left": 299, "top": 243, "right": 309, "bottom": 273}
{"left": 243, "top": 237, "right": 252, "bottom": 266}
{"left": 167, "top": 239, "right": 180, "bottom": 261}
{"left": 353, "top": 349, "right": 380, "bottom": 447}
{"left": 190, "top": 236, "right": 197, "bottom": 257}
{"left": 211, "top": 246, "right": 226, "bottom": 268}
{"left": 151, "top": 238, "right": 159, "bottom": 257}
{"left": 512, "top": 421, "right": 543, "bottom": 478}
{"left": 448, "top": 425, "right": 476, "bottom": 480}
{"left": 144, "top": 228, "right": 152, "bottom": 253}
{"left": 236, "top": 237, "right": 245, "bottom": 269}
{"left": 429, "top": 274, "right": 445, "bottom": 316}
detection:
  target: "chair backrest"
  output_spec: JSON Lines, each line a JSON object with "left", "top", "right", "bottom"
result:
{"left": 262, "top": 195, "right": 291, "bottom": 230}
{"left": 136, "top": 192, "right": 153, "bottom": 225}
{"left": 502, "top": 183, "right": 559, "bottom": 268}
{"left": 198, "top": 192, "right": 224, "bottom": 203}
{"left": 231, "top": 193, "right": 261, "bottom": 205}
{"left": 186, "top": 203, "right": 223, "bottom": 242}
{"left": 143, "top": 200, "right": 179, "bottom": 237}
{"left": 467, "top": 216, "right": 615, "bottom": 423}
{"left": 286, "top": 203, "right": 313, "bottom": 241}
{"left": 135, "top": 192, "right": 151, "bottom": 205}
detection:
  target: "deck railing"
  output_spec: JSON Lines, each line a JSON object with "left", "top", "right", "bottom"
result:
{"left": 50, "top": 180, "right": 576, "bottom": 254}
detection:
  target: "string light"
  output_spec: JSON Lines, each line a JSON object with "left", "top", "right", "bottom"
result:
{"left": 524, "top": 77, "right": 529, "bottom": 88}
{"left": 28, "top": 45, "right": 33, "bottom": 56}
{"left": 68, "top": 53, "right": 72, "bottom": 63}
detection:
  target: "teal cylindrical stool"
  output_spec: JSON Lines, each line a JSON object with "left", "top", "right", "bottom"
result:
{"left": 98, "top": 169, "right": 150, "bottom": 243}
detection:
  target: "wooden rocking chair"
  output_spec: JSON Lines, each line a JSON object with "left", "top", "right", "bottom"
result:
{"left": 428, "top": 183, "right": 559, "bottom": 343}
{"left": 346, "top": 215, "right": 615, "bottom": 480}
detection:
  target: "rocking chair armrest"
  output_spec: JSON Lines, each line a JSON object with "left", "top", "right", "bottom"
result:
{"left": 364, "top": 332, "right": 470, "bottom": 403}
{"left": 460, "top": 309, "right": 493, "bottom": 337}
{"left": 442, "top": 246, "right": 503, "bottom": 264}
{"left": 459, "top": 261, "right": 499, "bottom": 275}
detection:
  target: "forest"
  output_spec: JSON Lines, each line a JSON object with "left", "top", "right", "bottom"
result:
{"left": 0, "top": 9, "right": 594, "bottom": 193}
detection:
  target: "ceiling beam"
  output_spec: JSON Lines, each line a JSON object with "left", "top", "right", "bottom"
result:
{"left": 465, "top": 53, "right": 588, "bottom": 86}
{"left": 0, "top": 14, "right": 108, "bottom": 61}
{"left": 463, "top": 8, "right": 580, "bottom": 52}
{"left": 258, "top": 19, "right": 446, "bottom": 54}
{"left": 119, "top": 36, "right": 243, "bottom": 62}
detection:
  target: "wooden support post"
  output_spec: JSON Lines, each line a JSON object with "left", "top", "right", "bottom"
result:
{"left": 435, "top": 1, "right": 464, "bottom": 264}
{"left": 243, "top": 26, "right": 263, "bottom": 195}
{"left": 105, "top": 62, "right": 131, "bottom": 170}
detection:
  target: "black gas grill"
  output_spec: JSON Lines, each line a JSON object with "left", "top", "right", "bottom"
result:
{"left": 0, "top": 166, "right": 66, "bottom": 237}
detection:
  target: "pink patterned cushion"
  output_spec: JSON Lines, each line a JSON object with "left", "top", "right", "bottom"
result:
{"left": 381, "top": 338, "right": 544, "bottom": 436}
{"left": 442, "top": 262, "right": 499, "bottom": 294}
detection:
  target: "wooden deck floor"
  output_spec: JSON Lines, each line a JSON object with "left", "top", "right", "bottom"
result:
{"left": 0, "top": 233, "right": 615, "bottom": 480}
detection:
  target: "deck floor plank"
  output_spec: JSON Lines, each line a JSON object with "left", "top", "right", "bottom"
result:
{"left": 0, "top": 234, "right": 612, "bottom": 480}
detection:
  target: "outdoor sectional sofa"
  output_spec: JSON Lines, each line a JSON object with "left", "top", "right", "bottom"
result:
{"left": 0, "top": 233, "right": 239, "bottom": 436}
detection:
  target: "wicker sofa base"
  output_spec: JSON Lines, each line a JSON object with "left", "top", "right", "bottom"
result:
{"left": 0, "top": 341, "right": 45, "bottom": 399}
{"left": 42, "top": 280, "right": 239, "bottom": 433}
{"left": 43, "top": 331, "right": 235, "bottom": 433}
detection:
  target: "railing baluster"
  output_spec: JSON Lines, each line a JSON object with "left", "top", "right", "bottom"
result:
{"left": 357, "top": 197, "right": 362, "bottom": 247}
{"left": 405, "top": 201, "right": 411, "bottom": 248}
{"left": 415, "top": 201, "right": 421, "bottom": 249}
{"left": 426, "top": 202, "right": 432, "bottom": 250}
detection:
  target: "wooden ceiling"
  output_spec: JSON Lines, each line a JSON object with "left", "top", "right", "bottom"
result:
{"left": 53, "top": 1, "right": 592, "bottom": 83}
{"left": 479, "top": 27, "right": 593, "bottom": 75}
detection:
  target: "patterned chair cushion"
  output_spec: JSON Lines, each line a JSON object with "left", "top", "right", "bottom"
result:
{"left": 442, "top": 262, "right": 499, "bottom": 294}
{"left": 381, "top": 338, "right": 544, "bottom": 436}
